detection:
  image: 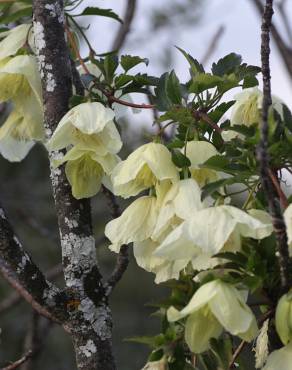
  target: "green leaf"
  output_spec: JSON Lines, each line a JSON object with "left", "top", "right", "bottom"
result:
{"left": 189, "top": 73, "right": 223, "bottom": 94}
{"left": 243, "top": 74, "right": 259, "bottom": 88}
{"left": 77, "top": 7, "right": 122, "bottom": 23}
{"left": 167, "top": 70, "right": 182, "bottom": 104}
{"left": 69, "top": 95, "right": 88, "bottom": 108}
{"left": 209, "top": 101, "right": 235, "bottom": 123}
{"left": 0, "top": 6, "right": 31, "bottom": 24}
{"left": 212, "top": 53, "right": 242, "bottom": 76}
{"left": 283, "top": 104, "right": 292, "bottom": 132}
{"left": 114, "top": 74, "right": 133, "bottom": 89}
{"left": 120, "top": 55, "right": 149, "bottom": 72}
{"left": 175, "top": 46, "right": 204, "bottom": 76}
{"left": 154, "top": 72, "right": 172, "bottom": 111}
{"left": 104, "top": 54, "right": 119, "bottom": 83}
{"left": 171, "top": 150, "right": 191, "bottom": 168}
{"left": 126, "top": 334, "right": 165, "bottom": 348}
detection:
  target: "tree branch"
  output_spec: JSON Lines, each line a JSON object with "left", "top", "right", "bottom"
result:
{"left": 0, "top": 206, "right": 67, "bottom": 323}
{"left": 112, "top": 0, "right": 137, "bottom": 52}
{"left": 250, "top": 0, "right": 292, "bottom": 81}
{"left": 257, "top": 0, "right": 290, "bottom": 293}
{"left": 32, "top": 1, "right": 116, "bottom": 368}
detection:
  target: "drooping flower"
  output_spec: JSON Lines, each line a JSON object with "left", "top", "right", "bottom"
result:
{"left": 262, "top": 342, "right": 292, "bottom": 370}
{"left": 105, "top": 196, "right": 159, "bottom": 252}
{"left": 275, "top": 292, "right": 292, "bottom": 345}
{"left": 53, "top": 145, "right": 119, "bottom": 199}
{"left": 111, "top": 142, "right": 179, "bottom": 198}
{"left": 154, "top": 205, "right": 273, "bottom": 270}
{"left": 141, "top": 357, "right": 169, "bottom": 370}
{"left": 0, "top": 24, "right": 34, "bottom": 60}
{"left": 167, "top": 280, "right": 258, "bottom": 353}
{"left": 284, "top": 204, "right": 292, "bottom": 255}
{"left": 184, "top": 140, "right": 220, "bottom": 187}
{"left": 152, "top": 178, "right": 203, "bottom": 241}
{"left": 223, "top": 87, "right": 283, "bottom": 140}
{"left": 47, "top": 102, "right": 122, "bottom": 155}
{"left": 0, "top": 55, "right": 44, "bottom": 161}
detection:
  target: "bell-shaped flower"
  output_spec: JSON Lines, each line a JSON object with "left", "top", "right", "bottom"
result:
{"left": 223, "top": 87, "right": 283, "bottom": 141}
{"left": 141, "top": 357, "right": 169, "bottom": 370}
{"left": 275, "top": 292, "right": 292, "bottom": 345}
{"left": 155, "top": 205, "right": 273, "bottom": 268}
{"left": 54, "top": 145, "right": 119, "bottom": 199}
{"left": 133, "top": 237, "right": 190, "bottom": 284}
{"left": 152, "top": 178, "right": 203, "bottom": 241}
{"left": 184, "top": 141, "right": 220, "bottom": 187}
{"left": 262, "top": 342, "right": 292, "bottom": 370}
{"left": 0, "top": 24, "right": 34, "bottom": 60}
{"left": 111, "top": 142, "right": 179, "bottom": 198}
{"left": 167, "top": 280, "right": 258, "bottom": 353}
{"left": 105, "top": 196, "right": 159, "bottom": 252}
{"left": 0, "top": 55, "right": 44, "bottom": 161}
{"left": 284, "top": 204, "right": 292, "bottom": 256}
{"left": 47, "top": 102, "right": 122, "bottom": 155}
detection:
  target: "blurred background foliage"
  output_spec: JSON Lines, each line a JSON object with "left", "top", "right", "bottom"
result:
{"left": 0, "top": 0, "right": 292, "bottom": 369}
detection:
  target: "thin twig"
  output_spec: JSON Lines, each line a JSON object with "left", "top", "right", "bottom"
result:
{"left": 268, "top": 169, "right": 289, "bottom": 209}
{"left": 250, "top": 0, "right": 292, "bottom": 81}
{"left": 101, "top": 186, "right": 129, "bottom": 294}
{"left": 201, "top": 25, "right": 225, "bottom": 65}
{"left": 1, "top": 351, "right": 34, "bottom": 370}
{"left": 193, "top": 109, "right": 223, "bottom": 133}
{"left": 112, "top": 0, "right": 137, "bottom": 51}
{"left": 277, "top": 1, "right": 292, "bottom": 45}
{"left": 257, "top": 0, "right": 290, "bottom": 292}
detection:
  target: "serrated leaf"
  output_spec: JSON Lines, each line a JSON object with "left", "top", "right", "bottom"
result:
{"left": 120, "top": 55, "right": 149, "bottom": 72}
{"left": 209, "top": 101, "right": 235, "bottom": 123}
{"left": 77, "top": 7, "right": 122, "bottom": 23}
{"left": 243, "top": 74, "right": 259, "bottom": 88}
{"left": 114, "top": 74, "right": 133, "bottom": 89}
{"left": 104, "top": 54, "right": 119, "bottom": 83}
{"left": 283, "top": 104, "right": 292, "bottom": 132}
{"left": 212, "top": 53, "right": 242, "bottom": 76}
{"left": 189, "top": 73, "right": 223, "bottom": 94}
{"left": 154, "top": 72, "right": 172, "bottom": 111}
{"left": 167, "top": 70, "right": 182, "bottom": 104}
{"left": 175, "top": 46, "right": 204, "bottom": 76}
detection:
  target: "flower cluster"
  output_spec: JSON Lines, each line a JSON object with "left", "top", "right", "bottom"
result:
{"left": 0, "top": 24, "right": 44, "bottom": 161}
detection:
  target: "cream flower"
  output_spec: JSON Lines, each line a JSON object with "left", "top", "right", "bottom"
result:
{"left": 155, "top": 205, "right": 273, "bottom": 266}
{"left": 167, "top": 280, "right": 258, "bottom": 353}
{"left": 0, "top": 24, "right": 34, "bottom": 60}
{"left": 284, "top": 204, "right": 292, "bottom": 256}
{"left": 275, "top": 292, "right": 292, "bottom": 346}
{"left": 223, "top": 87, "right": 283, "bottom": 141}
{"left": 133, "top": 237, "right": 190, "bottom": 284}
{"left": 105, "top": 196, "right": 159, "bottom": 252}
{"left": 47, "top": 102, "right": 122, "bottom": 155}
{"left": 152, "top": 178, "right": 203, "bottom": 241}
{"left": 111, "top": 142, "right": 179, "bottom": 198}
{"left": 0, "top": 55, "right": 44, "bottom": 161}
{"left": 141, "top": 357, "right": 169, "bottom": 370}
{"left": 54, "top": 145, "right": 119, "bottom": 199}
{"left": 262, "top": 342, "right": 292, "bottom": 370}
{"left": 184, "top": 141, "right": 220, "bottom": 187}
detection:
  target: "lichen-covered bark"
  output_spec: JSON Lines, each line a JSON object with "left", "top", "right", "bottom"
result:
{"left": 32, "top": 1, "right": 116, "bottom": 368}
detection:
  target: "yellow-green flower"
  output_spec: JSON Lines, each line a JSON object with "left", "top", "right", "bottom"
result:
{"left": 47, "top": 102, "right": 122, "bottom": 155}
{"left": 167, "top": 280, "right": 258, "bottom": 353}
{"left": 154, "top": 205, "right": 273, "bottom": 270}
{"left": 111, "top": 142, "right": 179, "bottom": 198}
{"left": 105, "top": 196, "right": 159, "bottom": 252}
{"left": 54, "top": 145, "right": 119, "bottom": 199}
{"left": 0, "top": 24, "right": 34, "bottom": 60}
{"left": 184, "top": 140, "right": 220, "bottom": 187}
{"left": 284, "top": 204, "right": 292, "bottom": 256}
{"left": 275, "top": 292, "right": 292, "bottom": 345}
{"left": 262, "top": 342, "right": 292, "bottom": 370}
{"left": 0, "top": 55, "right": 44, "bottom": 161}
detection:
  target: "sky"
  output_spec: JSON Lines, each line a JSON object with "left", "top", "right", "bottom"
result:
{"left": 76, "top": 0, "right": 292, "bottom": 127}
